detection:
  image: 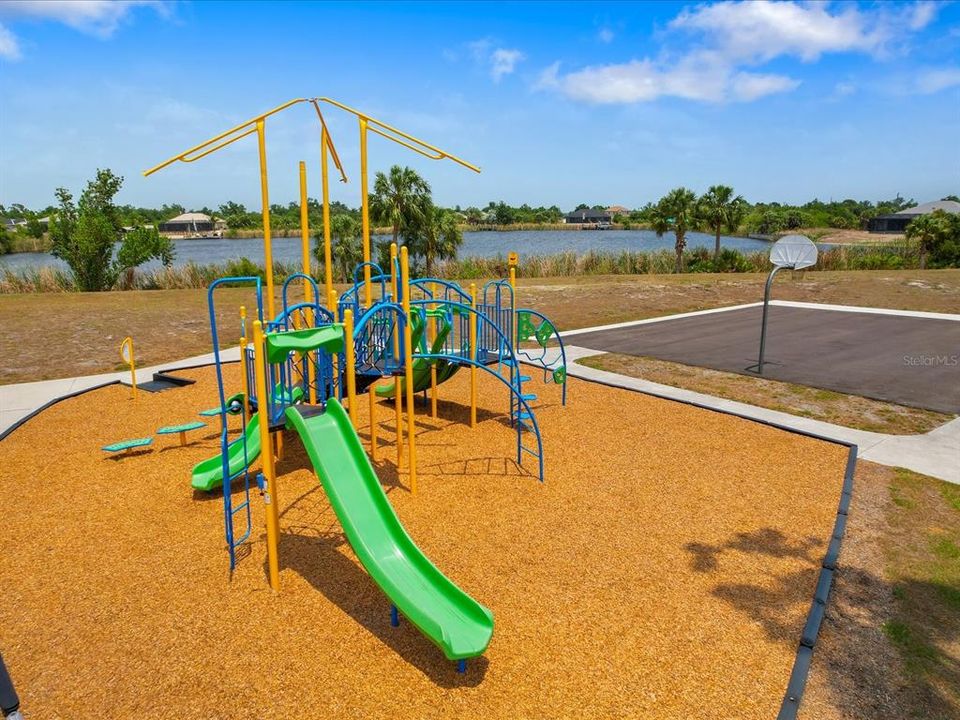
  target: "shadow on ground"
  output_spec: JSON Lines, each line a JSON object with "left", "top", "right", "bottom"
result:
{"left": 686, "top": 527, "right": 959, "bottom": 718}
{"left": 278, "top": 529, "right": 489, "bottom": 688}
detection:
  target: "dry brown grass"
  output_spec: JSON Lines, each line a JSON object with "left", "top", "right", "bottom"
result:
{"left": 800, "top": 462, "right": 960, "bottom": 720}
{"left": 1, "top": 269, "right": 958, "bottom": 386}
{"left": 577, "top": 353, "right": 953, "bottom": 435}
{"left": 0, "top": 366, "right": 847, "bottom": 719}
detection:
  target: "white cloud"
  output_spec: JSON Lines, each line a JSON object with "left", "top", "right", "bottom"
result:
{"left": 490, "top": 48, "right": 524, "bottom": 81}
{"left": 0, "top": 1, "right": 167, "bottom": 37}
{"left": 0, "top": 1, "right": 167, "bottom": 59}
{"left": 598, "top": 27, "right": 614, "bottom": 44}
{"left": 916, "top": 67, "right": 960, "bottom": 94}
{"left": 0, "top": 22, "right": 21, "bottom": 60}
{"left": 535, "top": 61, "right": 561, "bottom": 90}
{"left": 730, "top": 72, "right": 800, "bottom": 101}
{"left": 539, "top": 0, "right": 942, "bottom": 105}
{"left": 547, "top": 49, "right": 796, "bottom": 104}
{"left": 670, "top": 1, "right": 885, "bottom": 62}
{"left": 468, "top": 38, "right": 492, "bottom": 62}
{"left": 467, "top": 39, "right": 525, "bottom": 82}
{"left": 907, "top": 1, "right": 939, "bottom": 31}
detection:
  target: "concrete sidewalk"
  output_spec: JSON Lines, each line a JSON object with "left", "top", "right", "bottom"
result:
{"left": 564, "top": 345, "right": 959, "bottom": 485}
{"left": 0, "top": 347, "right": 240, "bottom": 436}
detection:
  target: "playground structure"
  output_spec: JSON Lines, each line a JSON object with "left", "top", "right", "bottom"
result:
{"left": 144, "top": 98, "right": 568, "bottom": 671}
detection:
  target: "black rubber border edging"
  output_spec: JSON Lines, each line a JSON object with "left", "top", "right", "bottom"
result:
{"left": 0, "top": 361, "right": 237, "bottom": 442}
{"left": 564, "top": 365, "right": 857, "bottom": 720}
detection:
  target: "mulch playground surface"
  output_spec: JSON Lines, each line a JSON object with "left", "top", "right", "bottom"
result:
{"left": 568, "top": 304, "right": 960, "bottom": 414}
{"left": 0, "top": 365, "right": 847, "bottom": 719}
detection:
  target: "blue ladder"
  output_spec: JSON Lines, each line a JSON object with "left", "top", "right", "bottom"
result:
{"left": 500, "top": 353, "right": 544, "bottom": 480}
{"left": 224, "top": 404, "right": 254, "bottom": 570}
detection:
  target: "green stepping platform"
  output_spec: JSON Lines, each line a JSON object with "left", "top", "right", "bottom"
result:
{"left": 102, "top": 437, "right": 153, "bottom": 453}
{"left": 157, "top": 421, "right": 207, "bottom": 446}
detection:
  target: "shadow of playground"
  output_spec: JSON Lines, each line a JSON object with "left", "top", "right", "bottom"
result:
{"left": 278, "top": 530, "right": 489, "bottom": 688}
{"left": 686, "top": 528, "right": 959, "bottom": 718}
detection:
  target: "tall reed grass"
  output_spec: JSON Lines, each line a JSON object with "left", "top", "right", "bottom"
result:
{"left": 0, "top": 242, "right": 923, "bottom": 294}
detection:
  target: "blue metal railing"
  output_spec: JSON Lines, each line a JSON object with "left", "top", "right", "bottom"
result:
{"left": 409, "top": 298, "right": 544, "bottom": 481}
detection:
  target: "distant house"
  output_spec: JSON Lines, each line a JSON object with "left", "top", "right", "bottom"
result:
{"left": 563, "top": 208, "right": 613, "bottom": 225}
{"left": 606, "top": 205, "right": 631, "bottom": 217}
{"left": 867, "top": 200, "right": 960, "bottom": 233}
{"left": 159, "top": 212, "right": 222, "bottom": 237}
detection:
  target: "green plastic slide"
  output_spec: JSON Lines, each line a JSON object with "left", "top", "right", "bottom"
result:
{"left": 284, "top": 398, "right": 494, "bottom": 661}
{"left": 191, "top": 411, "right": 263, "bottom": 491}
{"left": 191, "top": 386, "right": 303, "bottom": 492}
{"left": 376, "top": 315, "right": 454, "bottom": 398}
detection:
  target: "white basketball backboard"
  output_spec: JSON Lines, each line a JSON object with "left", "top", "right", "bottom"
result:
{"left": 770, "top": 234, "right": 818, "bottom": 270}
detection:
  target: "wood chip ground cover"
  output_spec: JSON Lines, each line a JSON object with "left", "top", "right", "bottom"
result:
{"left": 0, "top": 366, "right": 847, "bottom": 719}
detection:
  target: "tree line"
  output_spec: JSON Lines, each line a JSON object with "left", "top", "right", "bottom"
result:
{"left": 5, "top": 192, "right": 944, "bottom": 239}
{"left": 3, "top": 168, "right": 958, "bottom": 288}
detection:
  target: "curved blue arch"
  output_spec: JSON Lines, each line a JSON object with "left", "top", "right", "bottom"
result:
{"left": 353, "top": 301, "right": 410, "bottom": 373}
{"left": 413, "top": 351, "right": 544, "bottom": 482}
{"left": 409, "top": 298, "right": 544, "bottom": 480}
{"left": 271, "top": 301, "right": 335, "bottom": 330}
{"left": 339, "top": 263, "right": 390, "bottom": 320}
{"left": 281, "top": 272, "right": 321, "bottom": 319}
{"left": 516, "top": 307, "right": 568, "bottom": 406}
{"left": 410, "top": 278, "right": 472, "bottom": 304}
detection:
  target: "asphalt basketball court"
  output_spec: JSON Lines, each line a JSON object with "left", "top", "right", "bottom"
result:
{"left": 567, "top": 303, "right": 960, "bottom": 414}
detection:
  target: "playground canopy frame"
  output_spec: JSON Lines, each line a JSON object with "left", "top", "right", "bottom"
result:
{"left": 144, "top": 96, "right": 480, "bottom": 317}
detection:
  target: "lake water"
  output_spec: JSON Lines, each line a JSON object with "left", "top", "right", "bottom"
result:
{"left": 0, "top": 229, "right": 769, "bottom": 271}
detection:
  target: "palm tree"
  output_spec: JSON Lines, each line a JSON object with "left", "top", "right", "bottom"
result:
{"left": 698, "top": 185, "right": 746, "bottom": 259}
{"left": 369, "top": 165, "right": 431, "bottom": 247}
{"left": 652, "top": 187, "right": 698, "bottom": 273}
{"left": 905, "top": 211, "right": 946, "bottom": 270}
{"left": 409, "top": 204, "right": 463, "bottom": 275}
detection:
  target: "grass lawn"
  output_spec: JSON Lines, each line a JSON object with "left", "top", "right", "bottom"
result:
{"left": 1, "top": 268, "right": 958, "bottom": 385}
{"left": 801, "top": 463, "right": 960, "bottom": 720}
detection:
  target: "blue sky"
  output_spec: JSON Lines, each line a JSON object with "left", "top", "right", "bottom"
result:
{"left": 1, "top": 1, "right": 958, "bottom": 212}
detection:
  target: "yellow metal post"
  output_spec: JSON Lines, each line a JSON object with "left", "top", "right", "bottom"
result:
{"left": 429, "top": 283, "right": 438, "bottom": 419}
{"left": 469, "top": 283, "right": 477, "bottom": 428}
{"left": 400, "top": 246, "right": 418, "bottom": 494}
{"left": 299, "top": 161, "right": 312, "bottom": 296}
{"left": 252, "top": 320, "right": 281, "bottom": 591}
{"left": 390, "top": 243, "right": 402, "bottom": 467}
{"left": 239, "top": 306, "right": 250, "bottom": 421}
{"left": 330, "top": 291, "right": 340, "bottom": 398}
{"left": 344, "top": 309, "right": 358, "bottom": 428}
{"left": 299, "top": 161, "right": 317, "bottom": 405}
{"left": 257, "top": 120, "right": 276, "bottom": 320}
{"left": 119, "top": 336, "right": 136, "bottom": 399}
{"left": 359, "top": 117, "right": 372, "bottom": 308}
{"left": 321, "top": 125, "right": 335, "bottom": 310}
